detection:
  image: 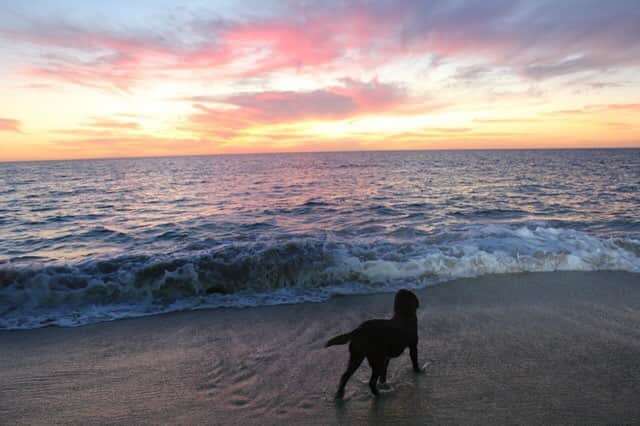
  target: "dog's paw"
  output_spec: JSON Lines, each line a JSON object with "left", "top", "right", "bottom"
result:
{"left": 413, "top": 361, "right": 431, "bottom": 373}
{"left": 378, "top": 382, "right": 392, "bottom": 390}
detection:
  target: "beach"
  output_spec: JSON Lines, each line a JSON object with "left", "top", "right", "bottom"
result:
{"left": 1, "top": 271, "right": 639, "bottom": 425}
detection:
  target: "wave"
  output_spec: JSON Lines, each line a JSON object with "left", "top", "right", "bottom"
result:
{"left": 450, "top": 208, "right": 529, "bottom": 220}
{"left": 1, "top": 224, "right": 639, "bottom": 330}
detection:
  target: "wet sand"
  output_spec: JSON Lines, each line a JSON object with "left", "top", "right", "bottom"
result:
{"left": 1, "top": 271, "right": 640, "bottom": 425}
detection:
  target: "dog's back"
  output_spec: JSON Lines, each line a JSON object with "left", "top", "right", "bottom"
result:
{"left": 347, "top": 318, "right": 417, "bottom": 358}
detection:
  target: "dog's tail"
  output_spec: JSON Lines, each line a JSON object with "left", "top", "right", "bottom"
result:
{"left": 325, "top": 332, "right": 353, "bottom": 347}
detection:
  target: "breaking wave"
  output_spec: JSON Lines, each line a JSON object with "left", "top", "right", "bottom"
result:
{"left": 1, "top": 224, "right": 639, "bottom": 330}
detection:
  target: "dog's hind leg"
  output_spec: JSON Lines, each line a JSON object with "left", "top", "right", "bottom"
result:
{"left": 366, "top": 355, "right": 385, "bottom": 396}
{"left": 336, "top": 351, "right": 364, "bottom": 398}
{"left": 380, "top": 357, "right": 390, "bottom": 384}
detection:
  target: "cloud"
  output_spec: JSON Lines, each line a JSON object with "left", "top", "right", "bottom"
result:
{"left": 223, "top": 90, "right": 356, "bottom": 121}
{"left": 49, "top": 117, "right": 142, "bottom": 138}
{"left": 474, "top": 118, "right": 542, "bottom": 124}
{"left": 522, "top": 55, "right": 602, "bottom": 80}
{"left": 52, "top": 135, "right": 214, "bottom": 159}
{"left": 84, "top": 118, "right": 141, "bottom": 130}
{"left": 600, "top": 103, "right": 640, "bottom": 112}
{"left": 551, "top": 103, "right": 640, "bottom": 115}
{"left": 0, "top": 118, "right": 21, "bottom": 133}
{"left": 588, "top": 82, "right": 628, "bottom": 89}
{"left": 187, "top": 79, "right": 406, "bottom": 138}
{"left": 602, "top": 122, "right": 635, "bottom": 130}
{"left": 0, "top": 19, "right": 180, "bottom": 89}
{"left": 50, "top": 129, "right": 116, "bottom": 137}
{"left": 4, "top": 1, "right": 639, "bottom": 89}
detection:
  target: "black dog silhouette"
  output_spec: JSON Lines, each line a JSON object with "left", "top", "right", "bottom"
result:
{"left": 325, "top": 289, "right": 422, "bottom": 397}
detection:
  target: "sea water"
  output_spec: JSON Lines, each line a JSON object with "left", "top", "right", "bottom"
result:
{"left": 1, "top": 149, "right": 638, "bottom": 329}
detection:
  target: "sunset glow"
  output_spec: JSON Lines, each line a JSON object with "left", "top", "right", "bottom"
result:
{"left": 1, "top": 0, "right": 639, "bottom": 161}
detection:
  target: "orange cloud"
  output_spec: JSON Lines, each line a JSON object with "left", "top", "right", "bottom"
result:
{"left": 48, "top": 118, "right": 142, "bottom": 138}
{"left": 48, "top": 135, "right": 213, "bottom": 160}
{"left": 474, "top": 118, "right": 542, "bottom": 124}
{"left": 0, "top": 118, "right": 21, "bottom": 133}
{"left": 84, "top": 118, "right": 141, "bottom": 130}
{"left": 551, "top": 104, "right": 640, "bottom": 116}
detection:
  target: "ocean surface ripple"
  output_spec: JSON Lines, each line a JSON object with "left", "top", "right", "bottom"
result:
{"left": 1, "top": 149, "right": 639, "bottom": 329}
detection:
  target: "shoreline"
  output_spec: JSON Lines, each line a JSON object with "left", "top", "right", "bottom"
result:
{"left": 1, "top": 271, "right": 640, "bottom": 424}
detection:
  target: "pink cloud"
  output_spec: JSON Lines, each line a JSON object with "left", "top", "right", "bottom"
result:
{"left": 187, "top": 79, "right": 406, "bottom": 138}
{"left": 0, "top": 4, "right": 395, "bottom": 88}
{"left": 0, "top": 118, "right": 21, "bottom": 133}
{"left": 331, "top": 79, "right": 405, "bottom": 111}
{"left": 222, "top": 23, "right": 338, "bottom": 73}
{"left": 3, "top": 1, "right": 640, "bottom": 90}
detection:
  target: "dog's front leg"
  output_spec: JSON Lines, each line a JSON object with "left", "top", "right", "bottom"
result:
{"left": 380, "top": 357, "right": 390, "bottom": 383}
{"left": 367, "top": 355, "right": 384, "bottom": 396}
{"left": 410, "top": 344, "right": 422, "bottom": 372}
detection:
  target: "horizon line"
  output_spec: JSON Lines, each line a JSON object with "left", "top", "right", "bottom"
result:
{"left": 1, "top": 145, "right": 639, "bottom": 164}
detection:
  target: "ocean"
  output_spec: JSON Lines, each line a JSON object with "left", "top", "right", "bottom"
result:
{"left": 1, "top": 149, "right": 639, "bottom": 329}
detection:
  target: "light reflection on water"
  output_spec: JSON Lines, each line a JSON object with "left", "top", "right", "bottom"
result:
{"left": 1, "top": 149, "right": 637, "bottom": 265}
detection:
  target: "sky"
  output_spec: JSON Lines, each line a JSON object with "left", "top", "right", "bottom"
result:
{"left": 0, "top": 0, "right": 639, "bottom": 161}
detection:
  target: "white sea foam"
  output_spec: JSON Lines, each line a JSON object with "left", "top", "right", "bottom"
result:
{"left": 1, "top": 225, "right": 638, "bottom": 329}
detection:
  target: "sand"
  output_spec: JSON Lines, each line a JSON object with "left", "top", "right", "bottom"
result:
{"left": 1, "top": 271, "right": 639, "bottom": 425}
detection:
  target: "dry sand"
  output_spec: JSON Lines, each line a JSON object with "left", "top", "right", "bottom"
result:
{"left": 1, "top": 271, "right": 639, "bottom": 425}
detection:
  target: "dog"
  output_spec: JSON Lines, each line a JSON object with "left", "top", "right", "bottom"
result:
{"left": 325, "top": 289, "right": 422, "bottom": 397}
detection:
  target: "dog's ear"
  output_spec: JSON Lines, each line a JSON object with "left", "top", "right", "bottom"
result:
{"left": 410, "top": 291, "right": 419, "bottom": 310}
{"left": 394, "top": 289, "right": 420, "bottom": 316}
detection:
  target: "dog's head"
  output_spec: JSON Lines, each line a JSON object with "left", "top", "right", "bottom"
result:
{"left": 393, "top": 289, "right": 420, "bottom": 318}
